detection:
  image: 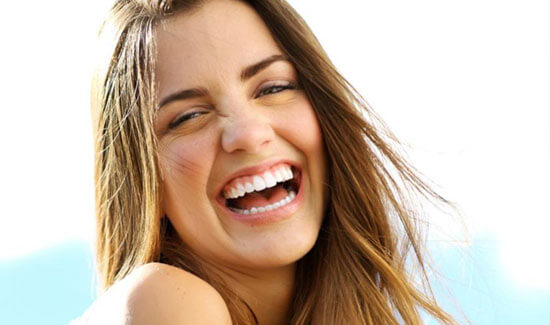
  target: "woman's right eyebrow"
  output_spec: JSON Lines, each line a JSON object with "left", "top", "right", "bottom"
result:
{"left": 158, "top": 87, "right": 209, "bottom": 109}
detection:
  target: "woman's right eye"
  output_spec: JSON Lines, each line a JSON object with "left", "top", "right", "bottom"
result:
{"left": 168, "top": 111, "right": 207, "bottom": 130}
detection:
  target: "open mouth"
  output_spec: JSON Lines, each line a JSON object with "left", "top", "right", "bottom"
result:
{"left": 220, "top": 164, "right": 302, "bottom": 215}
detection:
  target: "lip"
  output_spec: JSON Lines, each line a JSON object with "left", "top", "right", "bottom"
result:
{"left": 216, "top": 167, "right": 305, "bottom": 226}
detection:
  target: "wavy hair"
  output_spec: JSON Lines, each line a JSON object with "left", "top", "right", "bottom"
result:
{"left": 92, "top": 0, "right": 458, "bottom": 323}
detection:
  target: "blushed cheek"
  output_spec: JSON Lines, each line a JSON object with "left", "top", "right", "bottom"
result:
{"left": 159, "top": 135, "right": 218, "bottom": 193}
{"left": 280, "top": 101, "right": 325, "bottom": 157}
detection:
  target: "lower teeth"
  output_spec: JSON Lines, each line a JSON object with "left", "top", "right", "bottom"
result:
{"left": 230, "top": 190, "right": 296, "bottom": 215}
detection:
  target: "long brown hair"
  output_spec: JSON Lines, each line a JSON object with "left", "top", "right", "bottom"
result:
{"left": 92, "top": 0, "right": 458, "bottom": 323}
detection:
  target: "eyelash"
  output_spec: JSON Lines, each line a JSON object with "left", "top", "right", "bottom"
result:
{"left": 254, "top": 82, "right": 297, "bottom": 99}
{"left": 168, "top": 82, "right": 297, "bottom": 130}
{"left": 168, "top": 111, "right": 205, "bottom": 129}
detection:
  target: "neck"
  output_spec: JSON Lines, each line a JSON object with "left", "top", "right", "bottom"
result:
{"left": 211, "top": 263, "right": 296, "bottom": 325}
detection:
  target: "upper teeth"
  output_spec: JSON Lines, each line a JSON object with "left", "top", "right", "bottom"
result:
{"left": 223, "top": 164, "right": 294, "bottom": 199}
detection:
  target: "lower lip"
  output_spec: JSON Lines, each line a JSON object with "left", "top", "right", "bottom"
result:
{"left": 218, "top": 171, "right": 305, "bottom": 226}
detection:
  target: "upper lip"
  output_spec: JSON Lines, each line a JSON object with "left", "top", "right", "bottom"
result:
{"left": 215, "top": 158, "right": 301, "bottom": 198}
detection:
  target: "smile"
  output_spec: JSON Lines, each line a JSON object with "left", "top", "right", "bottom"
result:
{"left": 219, "top": 162, "right": 302, "bottom": 216}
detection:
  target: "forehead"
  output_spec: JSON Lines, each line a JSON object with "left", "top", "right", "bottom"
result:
{"left": 155, "top": 0, "right": 283, "bottom": 94}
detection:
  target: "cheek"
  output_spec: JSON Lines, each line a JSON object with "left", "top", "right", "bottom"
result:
{"left": 159, "top": 133, "right": 218, "bottom": 210}
{"left": 275, "top": 100, "right": 327, "bottom": 203}
{"left": 159, "top": 134, "right": 221, "bottom": 249}
{"left": 276, "top": 100, "right": 324, "bottom": 157}
{"left": 160, "top": 133, "right": 216, "bottom": 177}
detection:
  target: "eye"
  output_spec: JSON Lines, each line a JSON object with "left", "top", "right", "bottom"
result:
{"left": 254, "top": 82, "right": 297, "bottom": 99}
{"left": 168, "top": 111, "right": 208, "bottom": 130}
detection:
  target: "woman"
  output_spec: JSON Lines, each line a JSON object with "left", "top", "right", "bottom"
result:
{"left": 80, "top": 0, "right": 458, "bottom": 323}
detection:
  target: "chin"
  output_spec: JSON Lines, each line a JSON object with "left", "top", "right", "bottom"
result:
{"left": 234, "top": 217, "right": 322, "bottom": 269}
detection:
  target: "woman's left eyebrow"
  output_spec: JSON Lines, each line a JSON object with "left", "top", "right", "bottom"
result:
{"left": 158, "top": 54, "right": 290, "bottom": 110}
{"left": 240, "top": 54, "right": 289, "bottom": 82}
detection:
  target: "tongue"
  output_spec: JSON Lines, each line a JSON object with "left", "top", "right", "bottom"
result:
{"left": 232, "top": 184, "right": 289, "bottom": 210}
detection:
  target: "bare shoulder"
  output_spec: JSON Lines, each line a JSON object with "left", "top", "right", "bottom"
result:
{"left": 125, "top": 263, "right": 232, "bottom": 324}
{"left": 76, "top": 263, "right": 232, "bottom": 325}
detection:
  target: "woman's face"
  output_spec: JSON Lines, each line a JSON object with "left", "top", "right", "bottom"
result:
{"left": 155, "top": 0, "right": 326, "bottom": 271}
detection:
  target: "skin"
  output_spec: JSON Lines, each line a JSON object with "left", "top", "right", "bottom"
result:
{"left": 76, "top": 263, "right": 232, "bottom": 324}
{"left": 154, "top": 0, "right": 327, "bottom": 323}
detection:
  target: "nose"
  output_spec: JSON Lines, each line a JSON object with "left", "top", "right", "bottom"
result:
{"left": 221, "top": 109, "right": 275, "bottom": 154}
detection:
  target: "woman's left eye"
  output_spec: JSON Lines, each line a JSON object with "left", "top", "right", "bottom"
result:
{"left": 255, "top": 82, "right": 297, "bottom": 99}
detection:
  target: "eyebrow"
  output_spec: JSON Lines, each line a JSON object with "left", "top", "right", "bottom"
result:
{"left": 158, "top": 54, "right": 289, "bottom": 109}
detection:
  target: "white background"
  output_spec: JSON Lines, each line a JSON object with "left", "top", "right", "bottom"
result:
{"left": 0, "top": 0, "right": 548, "bottom": 291}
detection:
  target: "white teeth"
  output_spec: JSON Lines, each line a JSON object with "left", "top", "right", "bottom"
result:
{"left": 284, "top": 167, "right": 293, "bottom": 181}
{"left": 252, "top": 176, "right": 266, "bottom": 191}
{"left": 274, "top": 169, "right": 284, "bottom": 182}
{"left": 223, "top": 165, "right": 296, "bottom": 199}
{"left": 236, "top": 183, "right": 246, "bottom": 197}
{"left": 244, "top": 182, "right": 254, "bottom": 193}
{"left": 229, "top": 190, "right": 297, "bottom": 215}
{"left": 263, "top": 171, "right": 277, "bottom": 188}
{"left": 280, "top": 167, "right": 290, "bottom": 181}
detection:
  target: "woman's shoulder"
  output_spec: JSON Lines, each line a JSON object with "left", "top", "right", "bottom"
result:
{"left": 74, "top": 262, "right": 232, "bottom": 325}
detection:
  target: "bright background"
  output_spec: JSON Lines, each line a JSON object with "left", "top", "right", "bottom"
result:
{"left": 0, "top": 1, "right": 548, "bottom": 324}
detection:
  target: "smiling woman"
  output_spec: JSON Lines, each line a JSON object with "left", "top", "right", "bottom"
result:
{"left": 77, "top": 0, "right": 458, "bottom": 324}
